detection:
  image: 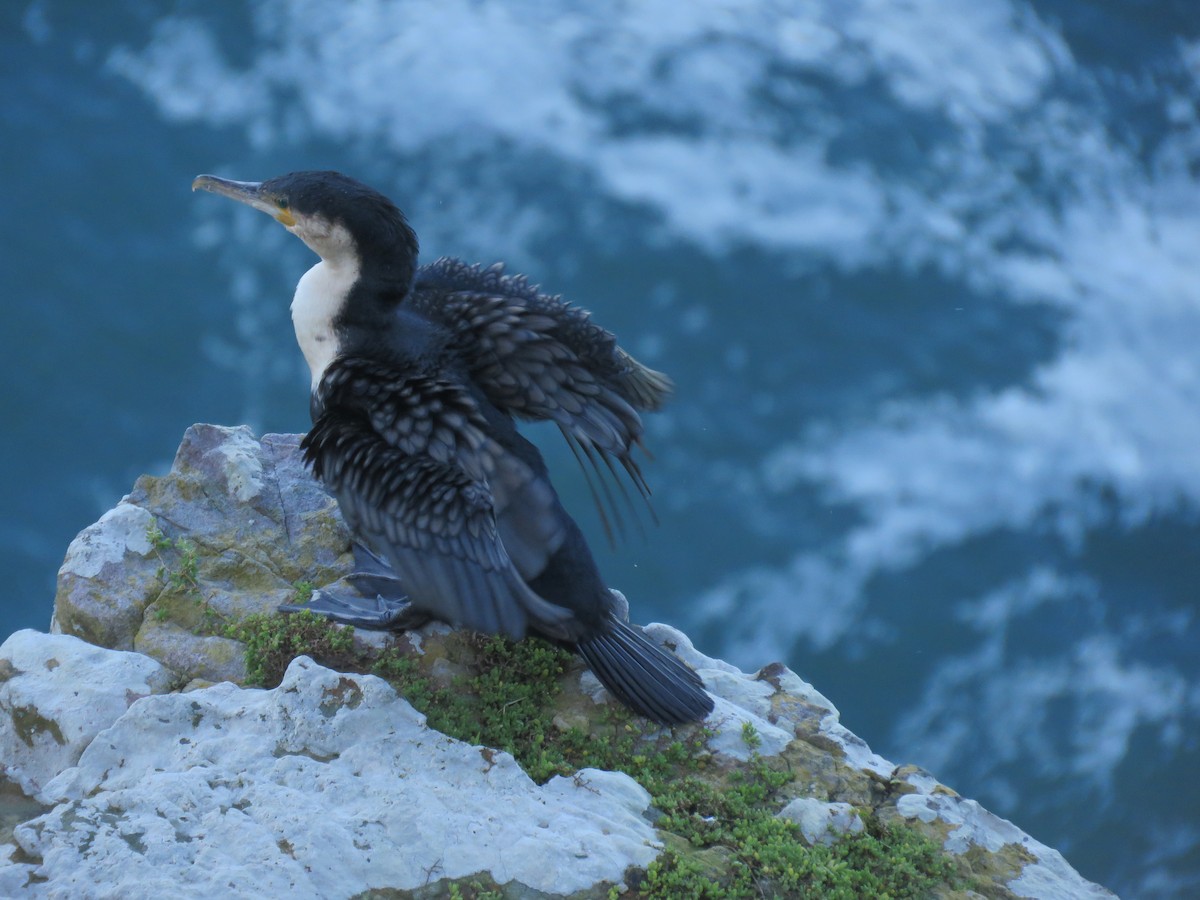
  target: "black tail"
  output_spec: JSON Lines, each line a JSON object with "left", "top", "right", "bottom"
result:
{"left": 575, "top": 617, "right": 713, "bottom": 725}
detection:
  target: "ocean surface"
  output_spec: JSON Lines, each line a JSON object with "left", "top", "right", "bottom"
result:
{"left": 3, "top": 2, "right": 1199, "bottom": 895}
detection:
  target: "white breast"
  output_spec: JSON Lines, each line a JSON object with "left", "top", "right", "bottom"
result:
{"left": 291, "top": 257, "right": 358, "bottom": 387}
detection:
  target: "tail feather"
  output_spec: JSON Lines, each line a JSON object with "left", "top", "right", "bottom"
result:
{"left": 576, "top": 617, "right": 713, "bottom": 725}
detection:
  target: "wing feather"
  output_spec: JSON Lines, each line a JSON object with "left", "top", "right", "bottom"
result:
{"left": 303, "top": 358, "right": 577, "bottom": 641}
{"left": 411, "top": 257, "right": 673, "bottom": 541}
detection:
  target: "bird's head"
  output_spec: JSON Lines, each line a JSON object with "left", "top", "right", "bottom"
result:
{"left": 192, "top": 170, "right": 418, "bottom": 283}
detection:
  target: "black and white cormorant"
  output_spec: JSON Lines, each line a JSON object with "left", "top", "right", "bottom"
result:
{"left": 192, "top": 170, "right": 713, "bottom": 725}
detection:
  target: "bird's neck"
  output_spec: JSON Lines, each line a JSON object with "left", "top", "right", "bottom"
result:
{"left": 291, "top": 256, "right": 359, "bottom": 389}
{"left": 291, "top": 253, "right": 421, "bottom": 390}
{"left": 291, "top": 218, "right": 419, "bottom": 389}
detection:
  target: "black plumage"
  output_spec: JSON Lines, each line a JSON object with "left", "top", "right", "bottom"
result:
{"left": 193, "top": 169, "right": 712, "bottom": 725}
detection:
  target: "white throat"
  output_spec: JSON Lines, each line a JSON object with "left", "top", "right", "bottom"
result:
{"left": 291, "top": 256, "right": 358, "bottom": 388}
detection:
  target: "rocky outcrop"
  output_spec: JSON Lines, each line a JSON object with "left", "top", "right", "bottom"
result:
{"left": 52, "top": 427, "right": 348, "bottom": 682}
{"left": 0, "top": 424, "right": 1116, "bottom": 898}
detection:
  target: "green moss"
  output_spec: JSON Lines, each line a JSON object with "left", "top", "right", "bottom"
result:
{"left": 641, "top": 811, "right": 956, "bottom": 898}
{"left": 631, "top": 755, "right": 954, "bottom": 897}
{"left": 224, "top": 610, "right": 357, "bottom": 687}
{"left": 642, "top": 850, "right": 733, "bottom": 897}
{"left": 443, "top": 880, "right": 504, "bottom": 900}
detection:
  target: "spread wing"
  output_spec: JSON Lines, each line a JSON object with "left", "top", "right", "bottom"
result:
{"left": 302, "top": 356, "right": 577, "bottom": 641}
{"left": 411, "top": 258, "right": 674, "bottom": 541}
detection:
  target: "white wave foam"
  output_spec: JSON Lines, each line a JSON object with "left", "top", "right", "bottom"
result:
{"left": 718, "top": 164, "right": 1200, "bottom": 662}
{"left": 893, "top": 569, "right": 1200, "bottom": 800}
{"left": 106, "top": 0, "right": 1068, "bottom": 259}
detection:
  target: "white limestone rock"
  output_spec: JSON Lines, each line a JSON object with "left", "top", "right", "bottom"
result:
{"left": 0, "top": 844, "right": 35, "bottom": 899}
{"left": 0, "top": 630, "right": 173, "bottom": 798}
{"left": 57, "top": 502, "right": 155, "bottom": 581}
{"left": 641, "top": 622, "right": 791, "bottom": 760}
{"left": 653, "top": 624, "right": 1115, "bottom": 897}
{"left": 52, "top": 425, "right": 353, "bottom": 673}
{"left": 213, "top": 425, "right": 266, "bottom": 502}
{"left": 777, "top": 797, "right": 865, "bottom": 846}
{"left": 892, "top": 768, "right": 1118, "bottom": 899}
{"left": 7, "top": 653, "right": 659, "bottom": 898}
{"left": 896, "top": 792, "right": 1118, "bottom": 900}
{"left": 52, "top": 502, "right": 160, "bottom": 649}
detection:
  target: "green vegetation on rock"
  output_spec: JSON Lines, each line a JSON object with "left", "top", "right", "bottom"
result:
{"left": 146, "top": 522, "right": 225, "bottom": 633}
{"left": 224, "top": 608, "right": 356, "bottom": 688}
{"left": 148, "top": 523, "right": 199, "bottom": 594}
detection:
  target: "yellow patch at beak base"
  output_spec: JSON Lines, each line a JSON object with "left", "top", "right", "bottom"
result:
{"left": 275, "top": 210, "right": 297, "bottom": 227}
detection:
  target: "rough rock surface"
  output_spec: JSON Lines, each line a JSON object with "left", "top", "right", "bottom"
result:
{"left": 1, "top": 654, "right": 657, "bottom": 898}
{"left": 0, "top": 631, "right": 174, "bottom": 796}
{"left": 52, "top": 426, "right": 349, "bottom": 683}
{"left": 778, "top": 798, "right": 865, "bottom": 846}
{"left": 0, "top": 424, "right": 1117, "bottom": 898}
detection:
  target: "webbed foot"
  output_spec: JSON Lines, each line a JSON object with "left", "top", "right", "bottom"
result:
{"left": 280, "top": 589, "right": 430, "bottom": 631}
{"left": 279, "top": 542, "right": 432, "bottom": 632}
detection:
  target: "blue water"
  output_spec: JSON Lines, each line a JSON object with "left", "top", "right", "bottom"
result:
{"left": 3, "top": 2, "right": 1199, "bottom": 895}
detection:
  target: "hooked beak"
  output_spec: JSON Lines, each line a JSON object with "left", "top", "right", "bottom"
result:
{"left": 192, "top": 174, "right": 296, "bottom": 227}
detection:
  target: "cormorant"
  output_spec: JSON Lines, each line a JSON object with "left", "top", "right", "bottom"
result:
{"left": 192, "top": 170, "right": 713, "bottom": 725}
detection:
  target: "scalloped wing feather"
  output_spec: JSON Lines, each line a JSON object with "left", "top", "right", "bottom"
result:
{"left": 304, "top": 360, "right": 578, "bottom": 641}
{"left": 411, "top": 258, "right": 674, "bottom": 541}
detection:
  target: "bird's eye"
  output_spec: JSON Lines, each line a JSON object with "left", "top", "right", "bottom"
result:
{"left": 275, "top": 197, "right": 289, "bottom": 210}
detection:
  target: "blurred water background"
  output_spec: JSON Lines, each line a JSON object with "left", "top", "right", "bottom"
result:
{"left": 3, "top": 2, "right": 1199, "bottom": 895}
